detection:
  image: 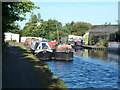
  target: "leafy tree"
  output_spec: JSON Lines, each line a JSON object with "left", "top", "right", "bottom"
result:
{"left": 104, "top": 22, "right": 111, "bottom": 25}
{"left": 8, "top": 22, "right": 21, "bottom": 34}
{"left": 64, "top": 21, "right": 92, "bottom": 36}
{"left": 63, "top": 23, "right": 72, "bottom": 35}
{"left": 22, "top": 12, "right": 42, "bottom": 37}
{"left": 21, "top": 12, "right": 92, "bottom": 41}
{"left": 37, "top": 13, "right": 41, "bottom": 21}
{"left": 2, "top": 2, "right": 40, "bottom": 43}
{"left": 31, "top": 14, "right": 38, "bottom": 23}
{"left": 21, "top": 17, "right": 63, "bottom": 41}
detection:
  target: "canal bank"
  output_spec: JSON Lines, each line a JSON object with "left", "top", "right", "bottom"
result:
{"left": 17, "top": 42, "right": 68, "bottom": 88}
{"left": 3, "top": 42, "right": 67, "bottom": 88}
{"left": 82, "top": 45, "right": 108, "bottom": 50}
{"left": 82, "top": 45, "right": 120, "bottom": 53}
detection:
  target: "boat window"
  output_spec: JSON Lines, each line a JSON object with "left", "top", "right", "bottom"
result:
{"left": 45, "top": 45, "right": 48, "bottom": 49}
{"left": 35, "top": 42, "right": 40, "bottom": 49}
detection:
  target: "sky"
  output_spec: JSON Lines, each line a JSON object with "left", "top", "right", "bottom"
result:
{"left": 16, "top": 1, "right": 118, "bottom": 29}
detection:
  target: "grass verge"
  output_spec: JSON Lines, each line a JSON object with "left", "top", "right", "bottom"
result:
{"left": 16, "top": 43, "right": 68, "bottom": 89}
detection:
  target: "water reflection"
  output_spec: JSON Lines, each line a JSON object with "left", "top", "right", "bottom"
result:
{"left": 46, "top": 49, "right": 119, "bottom": 88}
{"left": 75, "top": 49, "right": 89, "bottom": 58}
{"left": 74, "top": 49, "right": 119, "bottom": 63}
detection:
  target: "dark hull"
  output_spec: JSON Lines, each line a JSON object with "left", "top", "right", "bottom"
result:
{"left": 36, "top": 51, "right": 53, "bottom": 60}
{"left": 54, "top": 52, "right": 73, "bottom": 60}
{"left": 74, "top": 45, "right": 83, "bottom": 49}
{"left": 30, "top": 49, "right": 35, "bottom": 54}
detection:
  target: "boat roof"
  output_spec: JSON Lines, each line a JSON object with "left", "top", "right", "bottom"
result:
{"left": 57, "top": 44, "right": 72, "bottom": 48}
{"left": 36, "top": 42, "right": 51, "bottom": 49}
{"left": 48, "top": 42, "right": 56, "bottom": 48}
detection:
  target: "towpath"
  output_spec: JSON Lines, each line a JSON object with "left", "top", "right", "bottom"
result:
{"left": 2, "top": 42, "right": 42, "bottom": 88}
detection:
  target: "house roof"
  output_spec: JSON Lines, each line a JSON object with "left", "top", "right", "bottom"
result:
{"left": 88, "top": 25, "right": 119, "bottom": 33}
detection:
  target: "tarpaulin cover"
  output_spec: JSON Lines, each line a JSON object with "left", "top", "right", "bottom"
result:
{"left": 77, "top": 43, "right": 82, "bottom": 45}
{"left": 76, "top": 41, "right": 82, "bottom": 46}
{"left": 48, "top": 42, "right": 56, "bottom": 49}
{"left": 56, "top": 45, "right": 73, "bottom": 52}
{"left": 26, "top": 38, "right": 32, "bottom": 45}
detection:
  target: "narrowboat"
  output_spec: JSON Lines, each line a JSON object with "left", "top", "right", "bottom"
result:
{"left": 24, "top": 38, "right": 33, "bottom": 49}
{"left": 30, "top": 41, "right": 39, "bottom": 54}
{"left": 68, "top": 41, "right": 74, "bottom": 48}
{"left": 33, "top": 42, "right": 53, "bottom": 60}
{"left": 53, "top": 44, "right": 73, "bottom": 60}
{"left": 74, "top": 41, "right": 83, "bottom": 49}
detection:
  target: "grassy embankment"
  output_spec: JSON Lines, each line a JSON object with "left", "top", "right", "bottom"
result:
{"left": 16, "top": 43, "right": 68, "bottom": 89}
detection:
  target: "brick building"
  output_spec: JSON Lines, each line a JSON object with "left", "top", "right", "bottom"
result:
{"left": 88, "top": 25, "right": 119, "bottom": 45}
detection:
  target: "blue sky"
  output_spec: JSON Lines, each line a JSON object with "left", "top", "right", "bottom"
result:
{"left": 16, "top": 2, "right": 118, "bottom": 29}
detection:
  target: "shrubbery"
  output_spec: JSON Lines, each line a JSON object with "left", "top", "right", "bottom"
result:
{"left": 96, "top": 38, "right": 108, "bottom": 47}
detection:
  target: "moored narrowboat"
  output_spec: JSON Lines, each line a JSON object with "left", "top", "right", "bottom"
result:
{"left": 54, "top": 44, "right": 73, "bottom": 60}
{"left": 24, "top": 38, "right": 33, "bottom": 49}
{"left": 30, "top": 41, "right": 39, "bottom": 54}
{"left": 33, "top": 42, "right": 53, "bottom": 60}
{"left": 74, "top": 41, "right": 83, "bottom": 49}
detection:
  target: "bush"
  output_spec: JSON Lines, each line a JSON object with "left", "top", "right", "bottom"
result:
{"left": 96, "top": 38, "right": 108, "bottom": 47}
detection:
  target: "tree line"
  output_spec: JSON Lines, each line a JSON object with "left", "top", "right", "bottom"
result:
{"left": 20, "top": 12, "right": 92, "bottom": 41}
{"left": 2, "top": 1, "right": 92, "bottom": 42}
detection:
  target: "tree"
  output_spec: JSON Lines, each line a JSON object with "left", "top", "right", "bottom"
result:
{"left": 104, "top": 22, "right": 111, "bottom": 25}
{"left": 31, "top": 14, "right": 38, "bottom": 23}
{"left": 63, "top": 21, "right": 92, "bottom": 36}
{"left": 37, "top": 13, "right": 41, "bottom": 21}
{"left": 2, "top": 2, "right": 40, "bottom": 43}
{"left": 8, "top": 22, "right": 21, "bottom": 34}
{"left": 63, "top": 23, "right": 72, "bottom": 35}
{"left": 21, "top": 18, "right": 63, "bottom": 41}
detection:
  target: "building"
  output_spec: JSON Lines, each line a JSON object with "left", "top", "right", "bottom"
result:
{"left": 68, "top": 35, "right": 83, "bottom": 42}
{"left": 4, "top": 32, "right": 19, "bottom": 42}
{"left": 88, "top": 25, "right": 119, "bottom": 45}
{"left": 83, "top": 32, "right": 89, "bottom": 45}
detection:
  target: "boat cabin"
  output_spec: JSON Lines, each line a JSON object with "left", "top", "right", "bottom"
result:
{"left": 36, "top": 42, "right": 51, "bottom": 50}
{"left": 56, "top": 45, "right": 73, "bottom": 52}
{"left": 75, "top": 41, "right": 82, "bottom": 46}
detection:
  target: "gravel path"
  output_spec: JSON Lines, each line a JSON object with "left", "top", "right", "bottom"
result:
{"left": 2, "top": 43, "right": 42, "bottom": 88}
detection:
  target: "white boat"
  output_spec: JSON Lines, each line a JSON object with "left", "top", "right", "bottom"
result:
{"left": 33, "top": 42, "right": 53, "bottom": 60}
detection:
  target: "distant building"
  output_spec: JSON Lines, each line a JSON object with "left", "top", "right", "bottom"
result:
{"left": 4, "top": 32, "right": 19, "bottom": 42}
{"left": 83, "top": 32, "right": 89, "bottom": 45}
{"left": 88, "top": 25, "right": 119, "bottom": 45}
{"left": 68, "top": 35, "right": 83, "bottom": 42}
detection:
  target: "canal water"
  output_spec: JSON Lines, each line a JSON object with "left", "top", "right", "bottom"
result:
{"left": 46, "top": 49, "right": 119, "bottom": 88}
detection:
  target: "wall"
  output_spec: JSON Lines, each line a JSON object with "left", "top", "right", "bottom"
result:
{"left": 12, "top": 34, "right": 19, "bottom": 42}
{"left": 83, "top": 32, "right": 89, "bottom": 45}
{"left": 4, "top": 32, "right": 12, "bottom": 41}
{"left": 4, "top": 32, "right": 19, "bottom": 42}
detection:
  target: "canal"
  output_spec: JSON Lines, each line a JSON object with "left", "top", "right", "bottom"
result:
{"left": 46, "top": 49, "right": 119, "bottom": 88}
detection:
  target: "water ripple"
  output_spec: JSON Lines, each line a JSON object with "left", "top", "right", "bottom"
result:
{"left": 46, "top": 49, "right": 119, "bottom": 88}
